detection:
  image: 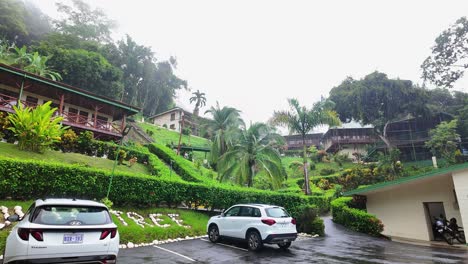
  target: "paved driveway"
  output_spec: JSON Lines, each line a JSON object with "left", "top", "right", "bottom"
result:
{"left": 118, "top": 217, "right": 468, "bottom": 263}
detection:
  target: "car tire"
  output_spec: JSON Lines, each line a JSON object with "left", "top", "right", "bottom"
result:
{"left": 247, "top": 231, "right": 263, "bottom": 251}
{"left": 208, "top": 225, "right": 220, "bottom": 243}
{"left": 277, "top": 241, "right": 291, "bottom": 249}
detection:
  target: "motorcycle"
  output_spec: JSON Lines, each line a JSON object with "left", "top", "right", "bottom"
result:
{"left": 435, "top": 218, "right": 466, "bottom": 245}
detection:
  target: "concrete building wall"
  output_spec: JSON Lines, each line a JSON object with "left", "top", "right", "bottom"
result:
{"left": 366, "top": 174, "right": 462, "bottom": 241}
{"left": 152, "top": 110, "right": 182, "bottom": 131}
{"left": 452, "top": 170, "right": 468, "bottom": 239}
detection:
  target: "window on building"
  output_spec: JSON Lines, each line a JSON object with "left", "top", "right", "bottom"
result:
{"left": 170, "top": 113, "right": 176, "bottom": 121}
{"left": 170, "top": 124, "right": 176, "bottom": 130}
{"left": 25, "top": 96, "right": 38, "bottom": 106}
{"left": 79, "top": 111, "right": 89, "bottom": 125}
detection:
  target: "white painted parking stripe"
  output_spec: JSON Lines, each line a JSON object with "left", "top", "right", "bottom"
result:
{"left": 200, "top": 238, "right": 249, "bottom": 252}
{"left": 153, "top": 245, "right": 196, "bottom": 262}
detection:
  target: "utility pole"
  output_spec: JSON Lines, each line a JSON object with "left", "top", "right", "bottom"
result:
{"left": 177, "top": 112, "right": 185, "bottom": 155}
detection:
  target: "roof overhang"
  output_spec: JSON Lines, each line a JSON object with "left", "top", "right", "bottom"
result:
{"left": 343, "top": 163, "right": 468, "bottom": 196}
{"left": 0, "top": 64, "right": 140, "bottom": 118}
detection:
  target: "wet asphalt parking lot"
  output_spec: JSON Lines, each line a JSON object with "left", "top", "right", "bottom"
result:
{"left": 118, "top": 217, "right": 468, "bottom": 263}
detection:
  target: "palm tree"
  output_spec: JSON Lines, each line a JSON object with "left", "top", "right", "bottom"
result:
{"left": 270, "top": 98, "right": 341, "bottom": 195}
{"left": 217, "top": 122, "right": 285, "bottom": 188}
{"left": 204, "top": 103, "right": 243, "bottom": 165}
{"left": 24, "top": 52, "right": 62, "bottom": 81}
{"left": 189, "top": 90, "right": 207, "bottom": 117}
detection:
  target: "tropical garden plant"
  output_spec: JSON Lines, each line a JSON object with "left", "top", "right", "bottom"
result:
{"left": 270, "top": 98, "right": 341, "bottom": 195}
{"left": 204, "top": 103, "right": 243, "bottom": 165}
{"left": 217, "top": 122, "right": 285, "bottom": 188}
{"left": 425, "top": 120, "right": 460, "bottom": 165}
{"left": 189, "top": 89, "right": 206, "bottom": 117}
{"left": 8, "top": 101, "right": 67, "bottom": 153}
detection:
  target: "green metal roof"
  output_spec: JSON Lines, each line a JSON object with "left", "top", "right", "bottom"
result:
{"left": 343, "top": 162, "right": 468, "bottom": 196}
{"left": 0, "top": 64, "right": 140, "bottom": 114}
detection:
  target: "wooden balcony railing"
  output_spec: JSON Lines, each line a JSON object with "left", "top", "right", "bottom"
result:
{"left": 0, "top": 92, "right": 122, "bottom": 136}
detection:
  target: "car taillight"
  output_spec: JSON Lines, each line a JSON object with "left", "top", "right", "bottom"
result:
{"left": 261, "top": 219, "right": 276, "bottom": 226}
{"left": 291, "top": 218, "right": 297, "bottom": 225}
{"left": 31, "top": 230, "right": 44, "bottom": 241}
{"left": 17, "top": 229, "right": 43, "bottom": 241}
{"left": 101, "top": 228, "right": 117, "bottom": 240}
{"left": 18, "top": 228, "right": 29, "bottom": 241}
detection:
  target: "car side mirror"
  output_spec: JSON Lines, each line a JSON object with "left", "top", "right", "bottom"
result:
{"left": 7, "top": 214, "right": 20, "bottom": 222}
{"left": 220, "top": 209, "right": 225, "bottom": 217}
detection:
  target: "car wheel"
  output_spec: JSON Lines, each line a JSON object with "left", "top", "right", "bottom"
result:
{"left": 277, "top": 241, "right": 291, "bottom": 249}
{"left": 247, "top": 231, "right": 263, "bottom": 251}
{"left": 208, "top": 225, "right": 220, "bottom": 243}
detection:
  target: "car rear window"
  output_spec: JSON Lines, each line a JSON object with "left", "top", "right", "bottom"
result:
{"left": 265, "top": 207, "right": 289, "bottom": 218}
{"left": 31, "top": 205, "right": 111, "bottom": 225}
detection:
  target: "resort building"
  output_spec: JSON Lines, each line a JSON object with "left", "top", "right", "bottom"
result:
{"left": 322, "top": 127, "right": 379, "bottom": 159}
{"left": 344, "top": 164, "right": 468, "bottom": 244}
{"left": 0, "top": 64, "right": 140, "bottom": 140}
{"left": 283, "top": 133, "right": 323, "bottom": 151}
{"left": 149, "top": 107, "right": 202, "bottom": 135}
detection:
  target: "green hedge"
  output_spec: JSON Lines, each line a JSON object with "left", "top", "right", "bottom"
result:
{"left": 147, "top": 144, "right": 216, "bottom": 183}
{"left": 331, "top": 197, "right": 383, "bottom": 236}
{"left": 0, "top": 157, "right": 329, "bottom": 212}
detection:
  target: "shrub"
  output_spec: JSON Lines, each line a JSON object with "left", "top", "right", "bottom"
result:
{"left": 116, "top": 149, "right": 127, "bottom": 165}
{"left": 319, "top": 168, "right": 336, "bottom": 176}
{"left": 77, "top": 131, "right": 94, "bottom": 155}
{"left": 331, "top": 197, "right": 383, "bottom": 236}
{"left": 0, "top": 157, "right": 329, "bottom": 212}
{"left": 317, "top": 178, "right": 331, "bottom": 190}
{"left": 290, "top": 204, "right": 324, "bottom": 236}
{"left": 147, "top": 143, "right": 214, "bottom": 183}
{"left": 317, "top": 150, "right": 328, "bottom": 162}
{"left": 100, "top": 197, "right": 113, "bottom": 209}
{"left": 8, "top": 101, "right": 66, "bottom": 153}
{"left": 0, "top": 111, "right": 10, "bottom": 139}
{"left": 60, "top": 129, "right": 78, "bottom": 152}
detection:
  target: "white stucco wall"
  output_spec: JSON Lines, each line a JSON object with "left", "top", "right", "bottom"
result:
{"left": 366, "top": 173, "right": 462, "bottom": 241}
{"left": 452, "top": 170, "right": 468, "bottom": 240}
{"left": 152, "top": 111, "right": 182, "bottom": 131}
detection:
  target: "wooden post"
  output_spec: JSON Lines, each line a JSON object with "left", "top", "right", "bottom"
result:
{"left": 121, "top": 114, "right": 126, "bottom": 133}
{"left": 177, "top": 113, "right": 185, "bottom": 155}
{"left": 94, "top": 106, "right": 98, "bottom": 128}
{"left": 59, "top": 94, "right": 64, "bottom": 115}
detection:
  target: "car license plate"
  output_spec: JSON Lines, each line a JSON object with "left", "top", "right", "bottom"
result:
{"left": 63, "top": 234, "right": 84, "bottom": 244}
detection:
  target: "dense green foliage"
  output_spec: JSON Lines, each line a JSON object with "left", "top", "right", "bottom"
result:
{"left": 204, "top": 103, "right": 243, "bottom": 164}
{"left": 331, "top": 197, "right": 383, "bottom": 236}
{"left": 0, "top": 157, "right": 329, "bottom": 212}
{"left": 147, "top": 143, "right": 215, "bottom": 183}
{"left": 425, "top": 120, "right": 460, "bottom": 164}
{"left": 289, "top": 204, "right": 324, "bottom": 236}
{"left": 8, "top": 102, "right": 66, "bottom": 153}
{"left": 217, "top": 123, "right": 285, "bottom": 188}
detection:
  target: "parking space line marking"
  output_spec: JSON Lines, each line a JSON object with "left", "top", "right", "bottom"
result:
{"left": 200, "top": 238, "right": 249, "bottom": 252}
{"left": 153, "top": 245, "right": 196, "bottom": 262}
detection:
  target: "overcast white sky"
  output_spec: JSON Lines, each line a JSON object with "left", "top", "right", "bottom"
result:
{"left": 34, "top": 0, "right": 468, "bottom": 127}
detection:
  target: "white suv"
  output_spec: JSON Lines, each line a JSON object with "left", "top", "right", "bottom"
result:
{"left": 207, "top": 204, "right": 297, "bottom": 251}
{"left": 4, "top": 198, "right": 119, "bottom": 264}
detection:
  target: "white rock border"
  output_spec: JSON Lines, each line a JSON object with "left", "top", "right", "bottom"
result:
{"left": 109, "top": 210, "right": 128, "bottom": 226}
{"left": 119, "top": 235, "right": 208, "bottom": 249}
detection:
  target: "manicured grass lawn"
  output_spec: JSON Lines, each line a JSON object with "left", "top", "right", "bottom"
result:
{"left": 0, "top": 142, "right": 151, "bottom": 175}
{"left": 113, "top": 207, "right": 209, "bottom": 244}
{"left": 139, "top": 123, "right": 211, "bottom": 148}
{"left": 139, "top": 122, "right": 212, "bottom": 161}
{"left": 0, "top": 200, "right": 209, "bottom": 253}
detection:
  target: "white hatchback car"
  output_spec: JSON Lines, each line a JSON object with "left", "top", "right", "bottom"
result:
{"left": 3, "top": 198, "right": 119, "bottom": 264}
{"left": 207, "top": 204, "right": 297, "bottom": 251}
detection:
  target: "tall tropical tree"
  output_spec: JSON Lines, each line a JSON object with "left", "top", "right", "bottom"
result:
{"left": 270, "top": 98, "right": 341, "bottom": 195}
{"left": 217, "top": 122, "right": 285, "bottom": 188}
{"left": 190, "top": 90, "right": 207, "bottom": 117}
{"left": 204, "top": 103, "right": 243, "bottom": 165}
{"left": 24, "top": 52, "right": 62, "bottom": 81}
